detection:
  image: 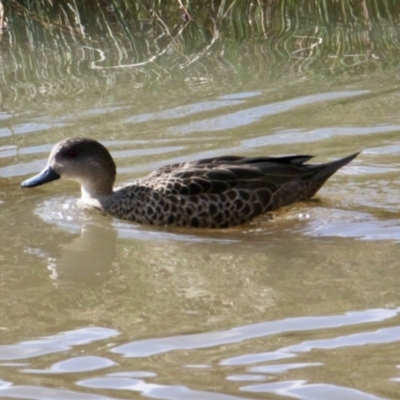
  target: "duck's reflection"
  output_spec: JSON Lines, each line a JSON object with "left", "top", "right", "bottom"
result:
{"left": 44, "top": 221, "right": 117, "bottom": 285}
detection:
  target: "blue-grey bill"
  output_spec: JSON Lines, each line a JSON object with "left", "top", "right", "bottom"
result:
{"left": 21, "top": 166, "right": 60, "bottom": 188}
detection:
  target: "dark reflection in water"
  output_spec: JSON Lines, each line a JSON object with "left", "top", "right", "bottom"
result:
{"left": 1, "top": 0, "right": 400, "bottom": 109}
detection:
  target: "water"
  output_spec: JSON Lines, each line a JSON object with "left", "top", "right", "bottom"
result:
{"left": 1, "top": 2, "right": 400, "bottom": 399}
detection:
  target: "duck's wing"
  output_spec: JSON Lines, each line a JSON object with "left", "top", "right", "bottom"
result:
{"left": 192, "top": 154, "right": 314, "bottom": 166}
{"left": 141, "top": 154, "right": 355, "bottom": 197}
{"left": 148, "top": 155, "right": 313, "bottom": 177}
{"left": 143, "top": 164, "right": 256, "bottom": 196}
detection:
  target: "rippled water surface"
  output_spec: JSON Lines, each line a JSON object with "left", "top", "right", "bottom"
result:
{"left": 1, "top": 2, "right": 400, "bottom": 400}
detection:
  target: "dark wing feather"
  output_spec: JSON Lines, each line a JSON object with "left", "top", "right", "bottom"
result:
{"left": 143, "top": 162, "right": 297, "bottom": 197}
{"left": 141, "top": 152, "right": 358, "bottom": 197}
{"left": 192, "top": 155, "right": 314, "bottom": 166}
{"left": 148, "top": 155, "right": 314, "bottom": 177}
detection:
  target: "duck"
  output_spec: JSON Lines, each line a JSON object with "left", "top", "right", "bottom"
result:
{"left": 21, "top": 137, "right": 359, "bottom": 228}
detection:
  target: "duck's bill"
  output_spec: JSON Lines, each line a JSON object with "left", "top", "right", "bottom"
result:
{"left": 21, "top": 166, "right": 60, "bottom": 188}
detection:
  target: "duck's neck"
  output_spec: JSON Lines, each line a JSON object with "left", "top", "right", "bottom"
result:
{"left": 80, "top": 179, "right": 114, "bottom": 203}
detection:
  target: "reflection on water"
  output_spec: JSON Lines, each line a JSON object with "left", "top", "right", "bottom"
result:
{"left": 0, "top": 327, "right": 119, "bottom": 361}
{"left": 1, "top": 2, "right": 400, "bottom": 400}
{"left": 170, "top": 91, "right": 369, "bottom": 134}
{"left": 112, "top": 308, "right": 400, "bottom": 358}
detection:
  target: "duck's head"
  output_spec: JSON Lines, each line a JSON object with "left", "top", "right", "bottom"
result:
{"left": 21, "top": 137, "right": 117, "bottom": 200}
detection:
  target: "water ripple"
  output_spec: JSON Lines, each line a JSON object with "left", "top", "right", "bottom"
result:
{"left": 171, "top": 91, "right": 368, "bottom": 133}
{"left": 0, "top": 327, "right": 120, "bottom": 361}
{"left": 111, "top": 308, "right": 399, "bottom": 358}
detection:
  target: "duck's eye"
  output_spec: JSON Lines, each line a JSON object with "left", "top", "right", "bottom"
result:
{"left": 66, "top": 150, "right": 78, "bottom": 158}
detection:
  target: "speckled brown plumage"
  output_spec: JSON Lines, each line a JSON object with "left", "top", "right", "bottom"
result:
{"left": 21, "top": 138, "right": 359, "bottom": 228}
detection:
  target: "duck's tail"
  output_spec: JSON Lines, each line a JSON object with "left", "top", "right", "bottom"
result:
{"left": 311, "top": 151, "right": 360, "bottom": 182}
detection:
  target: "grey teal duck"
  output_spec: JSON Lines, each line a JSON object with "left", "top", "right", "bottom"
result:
{"left": 21, "top": 137, "right": 359, "bottom": 228}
